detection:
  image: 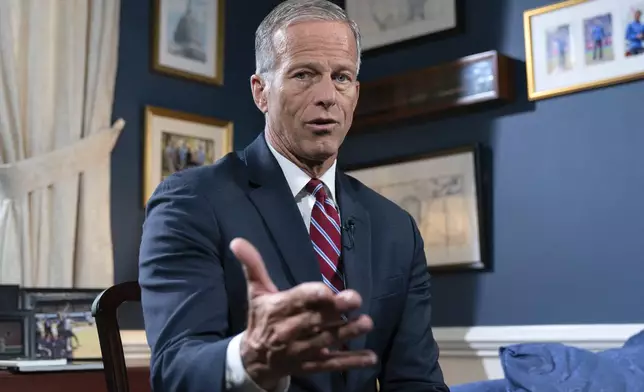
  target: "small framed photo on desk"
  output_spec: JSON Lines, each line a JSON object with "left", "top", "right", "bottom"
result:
{"left": 0, "top": 311, "right": 34, "bottom": 359}
{"left": 20, "top": 288, "right": 103, "bottom": 361}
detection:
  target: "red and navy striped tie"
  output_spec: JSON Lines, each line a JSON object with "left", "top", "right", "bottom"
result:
{"left": 306, "top": 179, "right": 345, "bottom": 294}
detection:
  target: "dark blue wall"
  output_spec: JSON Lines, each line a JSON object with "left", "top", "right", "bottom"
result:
{"left": 111, "top": 0, "right": 644, "bottom": 328}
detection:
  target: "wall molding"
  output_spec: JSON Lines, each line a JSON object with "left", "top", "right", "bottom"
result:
{"left": 433, "top": 323, "right": 644, "bottom": 384}
{"left": 434, "top": 323, "right": 644, "bottom": 356}
{"left": 120, "top": 324, "right": 644, "bottom": 383}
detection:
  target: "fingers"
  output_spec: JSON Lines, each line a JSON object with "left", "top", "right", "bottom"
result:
{"left": 332, "top": 290, "right": 363, "bottom": 314}
{"left": 230, "top": 238, "right": 278, "bottom": 296}
{"left": 298, "top": 349, "right": 378, "bottom": 373}
{"left": 267, "top": 312, "right": 377, "bottom": 373}
{"left": 293, "top": 314, "right": 373, "bottom": 358}
{"left": 283, "top": 284, "right": 362, "bottom": 315}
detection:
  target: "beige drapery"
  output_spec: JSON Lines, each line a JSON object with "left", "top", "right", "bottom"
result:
{"left": 0, "top": 0, "right": 122, "bottom": 287}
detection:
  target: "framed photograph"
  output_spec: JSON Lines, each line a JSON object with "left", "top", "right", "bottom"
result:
{"left": 153, "top": 0, "right": 225, "bottom": 85}
{"left": 345, "top": 0, "right": 459, "bottom": 51}
{"left": 144, "top": 106, "right": 234, "bottom": 204}
{"left": 0, "top": 311, "right": 34, "bottom": 359}
{"left": 524, "top": 0, "right": 644, "bottom": 100}
{"left": 20, "top": 288, "right": 103, "bottom": 361}
{"left": 344, "top": 145, "right": 489, "bottom": 272}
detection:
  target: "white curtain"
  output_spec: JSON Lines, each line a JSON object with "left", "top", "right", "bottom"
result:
{"left": 0, "top": 0, "right": 122, "bottom": 288}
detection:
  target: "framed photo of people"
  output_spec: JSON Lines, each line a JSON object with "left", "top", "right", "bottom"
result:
{"left": 344, "top": 145, "right": 489, "bottom": 272}
{"left": 345, "top": 0, "right": 460, "bottom": 51}
{"left": 144, "top": 106, "right": 234, "bottom": 205}
{"left": 20, "top": 289, "right": 103, "bottom": 361}
{"left": 524, "top": 0, "right": 644, "bottom": 100}
{"left": 153, "top": 0, "right": 225, "bottom": 85}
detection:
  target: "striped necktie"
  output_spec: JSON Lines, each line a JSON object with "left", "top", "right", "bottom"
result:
{"left": 306, "top": 178, "right": 345, "bottom": 294}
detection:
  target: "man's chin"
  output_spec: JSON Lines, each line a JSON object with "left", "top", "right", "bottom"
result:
{"left": 300, "top": 147, "right": 337, "bottom": 167}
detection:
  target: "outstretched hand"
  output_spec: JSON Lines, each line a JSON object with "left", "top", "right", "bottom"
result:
{"left": 229, "top": 238, "right": 377, "bottom": 390}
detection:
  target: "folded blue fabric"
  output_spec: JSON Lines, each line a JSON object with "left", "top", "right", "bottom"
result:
{"left": 448, "top": 329, "right": 644, "bottom": 392}
{"left": 450, "top": 379, "right": 508, "bottom": 392}
{"left": 500, "top": 342, "right": 630, "bottom": 392}
{"left": 597, "top": 329, "right": 644, "bottom": 388}
{"left": 624, "top": 328, "right": 644, "bottom": 347}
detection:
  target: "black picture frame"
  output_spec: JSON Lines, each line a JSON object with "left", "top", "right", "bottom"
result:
{"left": 342, "top": 144, "right": 491, "bottom": 274}
{"left": 20, "top": 288, "right": 104, "bottom": 361}
{"left": 0, "top": 310, "right": 35, "bottom": 359}
{"left": 0, "top": 285, "right": 20, "bottom": 312}
{"left": 343, "top": 0, "right": 465, "bottom": 54}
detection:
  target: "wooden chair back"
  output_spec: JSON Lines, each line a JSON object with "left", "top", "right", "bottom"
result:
{"left": 91, "top": 281, "right": 142, "bottom": 392}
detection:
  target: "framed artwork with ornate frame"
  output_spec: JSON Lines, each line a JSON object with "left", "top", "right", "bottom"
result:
{"left": 344, "top": 145, "right": 490, "bottom": 273}
{"left": 345, "top": 0, "right": 460, "bottom": 51}
{"left": 144, "top": 106, "right": 234, "bottom": 205}
{"left": 524, "top": 0, "right": 644, "bottom": 100}
{"left": 152, "top": 0, "right": 225, "bottom": 85}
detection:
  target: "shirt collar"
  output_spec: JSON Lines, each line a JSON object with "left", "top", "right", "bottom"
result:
{"left": 265, "top": 133, "right": 337, "bottom": 201}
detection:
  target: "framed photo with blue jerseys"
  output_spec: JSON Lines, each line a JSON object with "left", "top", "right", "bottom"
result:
{"left": 524, "top": 0, "right": 644, "bottom": 100}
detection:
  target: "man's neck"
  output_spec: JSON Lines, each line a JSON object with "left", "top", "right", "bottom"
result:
{"left": 265, "top": 128, "right": 335, "bottom": 178}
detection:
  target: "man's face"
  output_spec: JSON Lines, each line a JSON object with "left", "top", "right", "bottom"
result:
{"left": 252, "top": 21, "right": 360, "bottom": 164}
{"left": 636, "top": 11, "right": 641, "bottom": 21}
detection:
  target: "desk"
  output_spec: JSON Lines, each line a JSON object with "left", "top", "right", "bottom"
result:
{"left": 0, "top": 366, "right": 150, "bottom": 392}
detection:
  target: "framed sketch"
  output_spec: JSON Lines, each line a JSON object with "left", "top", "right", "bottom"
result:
{"left": 0, "top": 311, "right": 34, "bottom": 359}
{"left": 20, "top": 288, "right": 103, "bottom": 361}
{"left": 345, "top": 0, "right": 459, "bottom": 51}
{"left": 144, "top": 106, "right": 233, "bottom": 204}
{"left": 153, "top": 0, "right": 225, "bottom": 85}
{"left": 345, "top": 145, "right": 489, "bottom": 272}
{"left": 524, "top": 0, "right": 644, "bottom": 100}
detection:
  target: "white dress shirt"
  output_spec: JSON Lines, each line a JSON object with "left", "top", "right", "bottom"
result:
{"left": 224, "top": 134, "right": 338, "bottom": 391}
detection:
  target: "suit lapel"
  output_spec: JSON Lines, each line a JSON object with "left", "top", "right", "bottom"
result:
{"left": 337, "top": 173, "right": 373, "bottom": 391}
{"left": 243, "top": 134, "right": 321, "bottom": 287}
{"left": 337, "top": 173, "right": 372, "bottom": 348}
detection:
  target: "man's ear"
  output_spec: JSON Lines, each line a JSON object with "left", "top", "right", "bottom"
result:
{"left": 250, "top": 74, "right": 268, "bottom": 113}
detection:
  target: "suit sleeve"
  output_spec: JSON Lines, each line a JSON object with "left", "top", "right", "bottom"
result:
{"left": 378, "top": 214, "right": 450, "bottom": 392}
{"left": 139, "top": 174, "right": 232, "bottom": 391}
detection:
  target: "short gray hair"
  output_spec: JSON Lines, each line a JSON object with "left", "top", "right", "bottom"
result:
{"left": 255, "top": 0, "right": 362, "bottom": 78}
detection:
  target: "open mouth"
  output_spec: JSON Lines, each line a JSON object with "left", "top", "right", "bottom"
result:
{"left": 307, "top": 118, "right": 338, "bottom": 126}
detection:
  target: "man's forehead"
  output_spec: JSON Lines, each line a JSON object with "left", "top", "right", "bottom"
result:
{"left": 273, "top": 20, "right": 355, "bottom": 50}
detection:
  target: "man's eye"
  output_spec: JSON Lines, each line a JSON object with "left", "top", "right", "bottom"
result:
{"left": 294, "top": 72, "right": 309, "bottom": 79}
{"left": 334, "top": 74, "right": 350, "bottom": 82}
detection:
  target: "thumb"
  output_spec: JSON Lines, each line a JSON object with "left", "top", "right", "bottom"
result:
{"left": 229, "top": 237, "right": 278, "bottom": 296}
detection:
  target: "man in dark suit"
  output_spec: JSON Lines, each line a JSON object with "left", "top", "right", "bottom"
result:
{"left": 138, "top": 1, "right": 449, "bottom": 391}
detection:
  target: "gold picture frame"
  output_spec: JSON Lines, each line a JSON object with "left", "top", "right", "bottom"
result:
{"left": 524, "top": 0, "right": 644, "bottom": 100}
{"left": 144, "top": 106, "right": 233, "bottom": 205}
{"left": 152, "top": 0, "right": 226, "bottom": 85}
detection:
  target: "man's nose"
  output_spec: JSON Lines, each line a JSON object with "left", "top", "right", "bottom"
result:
{"left": 313, "top": 75, "right": 337, "bottom": 109}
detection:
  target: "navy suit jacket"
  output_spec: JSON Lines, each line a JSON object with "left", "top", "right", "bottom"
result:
{"left": 139, "top": 133, "right": 449, "bottom": 392}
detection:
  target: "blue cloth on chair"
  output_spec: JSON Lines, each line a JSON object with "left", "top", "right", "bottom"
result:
{"left": 597, "top": 329, "right": 644, "bottom": 385}
{"left": 500, "top": 329, "right": 644, "bottom": 392}
{"left": 449, "top": 379, "right": 508, "bottom": 392}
